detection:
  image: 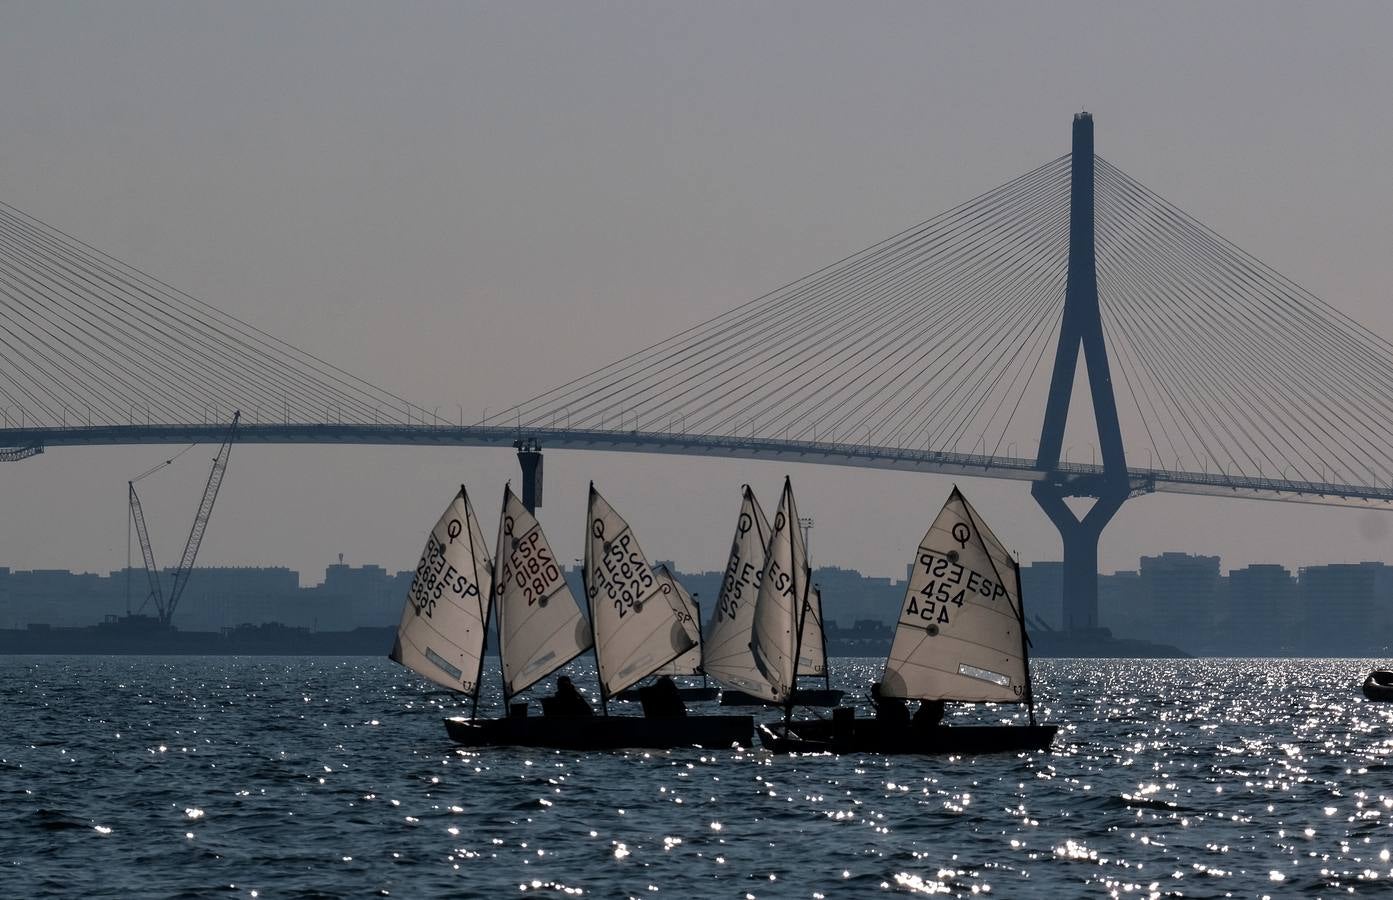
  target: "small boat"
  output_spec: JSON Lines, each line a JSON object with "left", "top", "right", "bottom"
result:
{"left": 704, "top": 484, "right": 843, "bottom": 708}
{"left": 747, "top": 476, "right": 820, "bottom": 714}
{"left": 1363, "top": 670, "right": 1393, "bottom": 701}
{"left": 719, "top": 686, "right": 845, "bottom": 707}
{"left": 612, "top": 564, "right": 719, "bottom": 703}
{"left": 389, "top": 485, "right": 495, "bottom": 700}
{"left": 444, "top": 711, "right": 751, "bottom": 750}
{"left": 438, "top": 483, "right": 752, "bottom": 749}
{"left": 760, "top": 486, "right": 1056, "bottom": 755}
{"left": 757, "top": 715, "right": 1056, "bottom": 755}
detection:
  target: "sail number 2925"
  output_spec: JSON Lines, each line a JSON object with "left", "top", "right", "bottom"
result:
{"left": 591, "top": 530, "right": 653, "bottom": 619}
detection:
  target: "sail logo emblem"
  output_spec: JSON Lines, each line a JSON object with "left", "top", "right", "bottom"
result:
{"left": 446, "top": 518, "right": 463, "bottom": 544}
{"left": 951, "top": 522, "right": 971, "bottom": 548}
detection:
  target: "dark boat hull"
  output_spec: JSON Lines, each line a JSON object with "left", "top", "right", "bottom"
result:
{"left": 443, "top": 714, "right": 753, "bottom": 750}
{"left": 612, "top": 686, "right": 721, "bottom": 703}
{"left": 1364, "top": 671, "right": 1393, "bottom": 702}
{"left": 720, "top": 687, "right": 845, "bottom": 708}
{"left": 757, "top": 718, "right": 1056, "bottom": 755}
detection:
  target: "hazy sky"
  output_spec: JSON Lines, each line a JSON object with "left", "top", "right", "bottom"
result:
{"left": 1, "top": 2, "right": 1392, "bottom": 586}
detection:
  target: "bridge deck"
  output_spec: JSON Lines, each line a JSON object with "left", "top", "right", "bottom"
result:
{"left": 4, "top": 423, "right": 1391, "bottom": 509}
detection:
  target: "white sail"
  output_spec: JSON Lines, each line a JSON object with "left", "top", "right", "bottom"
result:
{"left": 881, "top": 486, "right": 1029, "bottom": 703}
{"left": 750, "top": 477, "right": 811, "bottom": 705}
{"left": 651, "top": 564, "right": 703, "bottom": 677}
{"left": 390, "top": 486, "right": 493, "bottom": 695}
{"left": 796, "top": 585, "right": 827, "bottom": 677}
{"left": 585, "top": 485, "right": 696, "bottom": 697}
{"left": 704, "top": 487, "right": 776, "bottom": 698}
{"left": 494, "top": 485, "right": 592, "bottom": 701}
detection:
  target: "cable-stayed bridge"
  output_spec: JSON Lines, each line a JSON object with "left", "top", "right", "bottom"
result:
{"left": 4, "top": 113, "right": 1393, "bottom": 628}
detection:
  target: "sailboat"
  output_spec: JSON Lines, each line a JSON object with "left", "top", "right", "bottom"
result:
{"left": 613, "top": 563, "right": 719, "bottom": 703}
{"left": 435, "top": 483, "right": 595, "bottom": 747}
{"left": 437, "top": 483, "right": 752, "bottom": 749}
{"left": 758, "top": 486, "right": 1057, "bottom": 754}
{"left": 788, "top": 584, "right": 844, "bottom": 706}
{"left": 711, "top": 484, "right": 844, "bottom": 708}
{"left": 390, "top": 486, "right": 495, "bottom": 706}
{"left": 748, "top": 476, "right": 819, "bottom": 720}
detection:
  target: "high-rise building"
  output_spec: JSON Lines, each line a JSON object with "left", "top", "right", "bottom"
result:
{"left": 1227, "top": 564, "right": 1297, "bottom": 655}
{"left": 1099, "top": 570, "right": 1142, "bottom": 636}
{"left": 1298, "top": 562, "right": 1393, "bottom": 656}
{"left": 1019, "top": 562, "right": 1064, "bottom": 631}
{"left": 1138, "top": 553, "right": 1223, "bottom": 654}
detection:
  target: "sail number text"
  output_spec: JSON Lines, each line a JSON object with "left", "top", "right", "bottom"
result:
{"left": 904, "top": 549, "right": 1007, "bottom": 627}
{"left": 409, "top": 532, "right": 482, "bottom": 618}
{"left": 501, "top": 529, "right": 563, "bottom": 607}
{"left": 591, "top": 530, "right": 654, "bottom": 619}
{"left": 718, "top": 547, "right": 763, "bottom": 621}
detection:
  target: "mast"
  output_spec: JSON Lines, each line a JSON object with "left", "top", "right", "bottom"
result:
{"left": 463, "top": 486, "right": 490, "bottom": 720}
{"left": 585, "top": 481, "right": 609, "bottom": 716}
{"left": 1013, "top": 557, "right": 1038, "bottom": 726}
{"left": 498, "top": 482, "right": 513, "bottom": 711}
{"left": 784, "top": 577, "right": 812, "bottom": 725}
{"left": 817, "top": 586, "right": 831, "bottom": 693}
{"left": 694, "top": 594, "right": 707, "bottom": 689}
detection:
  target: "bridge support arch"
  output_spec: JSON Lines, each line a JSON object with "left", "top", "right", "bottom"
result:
{"left": 1032, "top": 112, "right": 1130, "bottom": 630}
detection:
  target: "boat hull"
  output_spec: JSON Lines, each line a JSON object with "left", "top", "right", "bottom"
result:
{"left": 720, "top": 687, "right": 845, "bottom": 708}
{"left": 1364, "top": 671, "right": 1393, "bottom": 702}
{"left": 443, "top": 713, "right": 753, "bottom": 750}
{"left": 612, "top": 686, "right": 721, "bottom": 703}
{"left": 756, "top": 718, "right": 1056, "bottom": 755}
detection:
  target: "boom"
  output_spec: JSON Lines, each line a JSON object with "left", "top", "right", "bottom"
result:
{"left": 163, "top": 411, "right": 240, "bottom": 625}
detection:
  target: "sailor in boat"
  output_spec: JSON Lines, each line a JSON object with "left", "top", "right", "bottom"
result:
{"left": 638, "top": 675, "right": 688, "bottom": 718}
{"left": 870, "top": 681, "right": 910, "bottom": 729}
{"left": 542, "top": 675, "right": 594, "bottom": 717}
{"left": 913, "top": 698, "right": 945, "bottom": 731}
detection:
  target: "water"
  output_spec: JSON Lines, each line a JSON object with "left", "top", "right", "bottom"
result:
{"left": 4, "top": 657, "right": 1393, "bottom": 898}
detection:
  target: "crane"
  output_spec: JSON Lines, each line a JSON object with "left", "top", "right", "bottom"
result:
{"left": 128, "top": 411, "right": 240, "bottom": 626}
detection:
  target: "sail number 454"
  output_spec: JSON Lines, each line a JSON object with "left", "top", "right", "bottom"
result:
{"left": 904, "top": 549, "right": 1008, "bottom": 626}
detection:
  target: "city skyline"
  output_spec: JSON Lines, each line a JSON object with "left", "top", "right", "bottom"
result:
{"left": 8, "top": 550, "right": 1393, "bottom": 657}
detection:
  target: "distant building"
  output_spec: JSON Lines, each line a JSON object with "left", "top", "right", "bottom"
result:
{"left": 1298, "top": 562, "right": 1393, "bottom": 656}
{"left": 1099, "top": 569, "right": 1142, "bottom": 636}
{"left": 1020, "top": 562, "right": 1064, "bottom": 631}
{"left": 1138, "top": 552, "right": 1223, "bottom": 654}
{"left": 1227, "top": 564, "right": 1297, "bottom": 655}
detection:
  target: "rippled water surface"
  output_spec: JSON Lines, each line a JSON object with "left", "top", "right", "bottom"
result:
{"left": 6, "top": 657, "right": 1393, "bottom": 898}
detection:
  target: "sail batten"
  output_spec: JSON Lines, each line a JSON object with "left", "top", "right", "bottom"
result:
{"left": 494, "top": 485, "right": 592, "bottom": 701}
{"left": 585, "top": 485, "right": 697, "bottom": 697}
{"left": 882, "top": 487, "right": 1028, "bottom": 703}
{"left": 390, "top": 487, "right": 493, "bottom": 695}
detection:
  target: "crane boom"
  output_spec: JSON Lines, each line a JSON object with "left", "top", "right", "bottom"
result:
{"left": 128, "top": 481, "right": 165, "bottom": 618}
{"left": 164, "top": 411, "right": 240, "bottom": 625}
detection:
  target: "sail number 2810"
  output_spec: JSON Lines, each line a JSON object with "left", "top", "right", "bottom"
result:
{"left": 502, "top": 530, "right": 562, "bottom": 606}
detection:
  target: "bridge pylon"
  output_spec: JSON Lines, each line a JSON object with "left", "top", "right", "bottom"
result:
{"left": 515, "top": 438, "right": 544, "bottom": 514}
{"left": 1032, "top": 112, "right": 1130, "bottom": 630}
